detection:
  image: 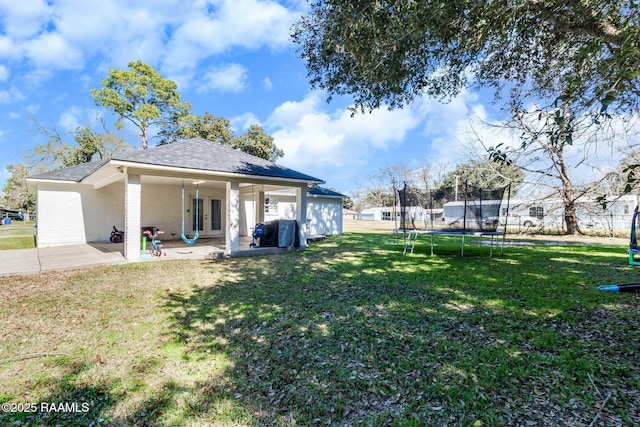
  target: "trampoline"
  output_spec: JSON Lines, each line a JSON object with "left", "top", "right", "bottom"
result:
{"left": 393, "top": 180, "right": 511, "bottom": 256}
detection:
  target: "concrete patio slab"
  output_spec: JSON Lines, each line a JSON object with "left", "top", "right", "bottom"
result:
{"left": 0, "top": 236, "right": 299, "bottom": 277}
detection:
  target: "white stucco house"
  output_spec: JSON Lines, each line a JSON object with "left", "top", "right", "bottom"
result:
{"left": 26, "top": 138, "right": 342, "bottom": 260}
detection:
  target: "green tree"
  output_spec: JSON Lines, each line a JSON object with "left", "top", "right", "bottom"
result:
{"left": 174, "top": 113, "right": 234, "bottom": 146}
{"left": 91, "top": 60, "right": 191, "bottom": 149}
{"left": 2, "top": 164, "right": 35, "bottom": 212}
{"left": 343, "top": 196, "right": 353, "bottom": 210}
{"left": 488, "top": 95, "right": 636, "bottom": 234}
{"left": 27, "top": 118, "right": 129, "bottom": 172}
{"left": 176, "top": 115, "right": 284, "bottom": 162}
{"left": 292, "top": 1, "right": 639, "bottom": 113}
{"left": 232, "top": 125, "right": 284, "bottom": 163}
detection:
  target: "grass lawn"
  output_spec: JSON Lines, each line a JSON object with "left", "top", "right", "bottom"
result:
{"left": 0, "top": 232, "right": 638, "bottom": 426}
{"left": 0, "top": 221, "right": 36, "bottom": 250}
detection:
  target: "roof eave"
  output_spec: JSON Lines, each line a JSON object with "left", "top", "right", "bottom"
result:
{"left": 26, "top": 177, "right": 79, "bottom": 193}
{"left": 309, "top": 194, "right": 345, "bottom": 199}
{"left": 109, "top": 160, "right": 325, "bottom": 186}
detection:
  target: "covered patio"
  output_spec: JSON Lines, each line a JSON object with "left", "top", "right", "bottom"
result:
{"left": 91, "top": 234, "right": 305, "bottom": 261}
{"left": 27, "top": 138, "right": 324, "bottom": 260}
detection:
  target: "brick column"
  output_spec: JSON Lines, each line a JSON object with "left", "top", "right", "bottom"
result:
{"left": 296, "top": 186, "right": 308, "bottom": 249}
{"left": 124, "top": 174, "right": 141, "bottom": 260}
{"left": 226, "top": 181, "right": 240, "bottom": 255}
{"left": 257, "top": 190, "right": 265, "bottom": 223}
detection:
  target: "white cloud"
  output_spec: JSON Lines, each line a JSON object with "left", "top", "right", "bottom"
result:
{"left": 54, "top": 106, "right": 110, "bottom": 134}
{"left": 22, "top": 69, "right": 53, "bottom": 87}
{"left": 0, "top": 92, "right": 11, "bottom": 104}
{"left": 0, "top": 35, "right": 20, "bottom": 60}
{"left": 267, "top": 92, "right": 423, "bottom": 173}
{"left": 0, "top": 2, "right": 162, "bottom": 71}
{"left": 0, "top": 87, "right": 25, "bottom": 104}
{"left": 26, "top": 104, "right": 40, "bottom": 115}
{"left": 0, "top": 0, "right": 50, "bottom": 39}
{"left": 0, "top": 1, "right": 304, "bottom": 81}
{"left": 198, "top": 63, "right": 248, "bottom": 93}
{"left": 263, "top": 77, "right": 273, "bottom": 91}
{"left": 25, "top": 32, "right": 84, "bottom": 69}
{"left": 446, "top": 100, "right": 640, "bottom": 195}
{"left": 262, "top": 89, "right": 501, "bottom": 190}
{"left": 232, "top": 112, "right": 262, "bottom": 132}
{"left": 162, "top": 0, "right": 302, "bottom": 75}
{"left": 396, "top": 90, "right": 503, "bottom": 168}
{"left": 47, "top": 1, "right": 185, "bottom": 67}
{"left": 0, "top": 65, "right": 9, "bottom": 82}
{"left": 58, "top": 108, "right": 82, "bottom": 132}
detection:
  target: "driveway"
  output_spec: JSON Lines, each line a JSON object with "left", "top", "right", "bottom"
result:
{"left": 0, "top": 237, "right": 287, "bottom": 277}
{"left": 0, "top": 244, "right": 126, "bottom": 277}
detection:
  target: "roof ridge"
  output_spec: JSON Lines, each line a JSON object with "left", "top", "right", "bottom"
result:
{"left": 29, "top": 138, "right": 324, "bottom": 184}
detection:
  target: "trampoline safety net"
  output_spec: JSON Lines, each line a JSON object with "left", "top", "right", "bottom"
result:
{"left": 396, "top": 180, "right": 511, "bottom": 233}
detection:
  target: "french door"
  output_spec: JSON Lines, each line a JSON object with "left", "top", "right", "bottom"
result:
{"left": 192, "top": 198, "right": 203, "bottom": 232}
{"left": 210, "top": 199, "right": 222, "bottom": 231}
{"left": 191, "top": 197, "right": 222, "bottom": 234}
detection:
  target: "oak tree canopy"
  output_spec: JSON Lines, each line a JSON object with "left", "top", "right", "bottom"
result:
{"left": 292, "top": 1, "right": 639, "bottom": 113}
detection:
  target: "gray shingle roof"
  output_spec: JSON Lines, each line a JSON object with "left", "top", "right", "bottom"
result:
{"left": 309, "top": 186, "right": 346, "bottom": 198}
{"left": 28, "top": 158, "right": 110, "bottom": 181}
{"left": 29, "top": 138, "right": 324, "bottom": 183}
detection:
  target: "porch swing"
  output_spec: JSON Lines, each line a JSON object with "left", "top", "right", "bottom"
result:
{"left": 181, "top": 181, "right": 200, "bottom": 245}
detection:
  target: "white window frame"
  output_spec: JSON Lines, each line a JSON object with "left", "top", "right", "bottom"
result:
{"left": 265, "top": 196, "right": 278, "bottom": 215}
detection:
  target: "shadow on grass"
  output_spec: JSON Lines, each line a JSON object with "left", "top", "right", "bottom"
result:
{"left": 154, "top": 233, "right": 640, "bottom": 425}
{"left": 4, "top": 233, "right": 636, "bottom": 426}
{"left": 0, "top": 360, "right": 114, "bottom": 426}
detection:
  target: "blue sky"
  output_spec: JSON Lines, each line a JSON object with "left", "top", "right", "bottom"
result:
{"left": 0, "top": 0, "right": 501, "bottom": 197}
{"left": 1, "top": 0, "right": 627, "bottom": 199}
